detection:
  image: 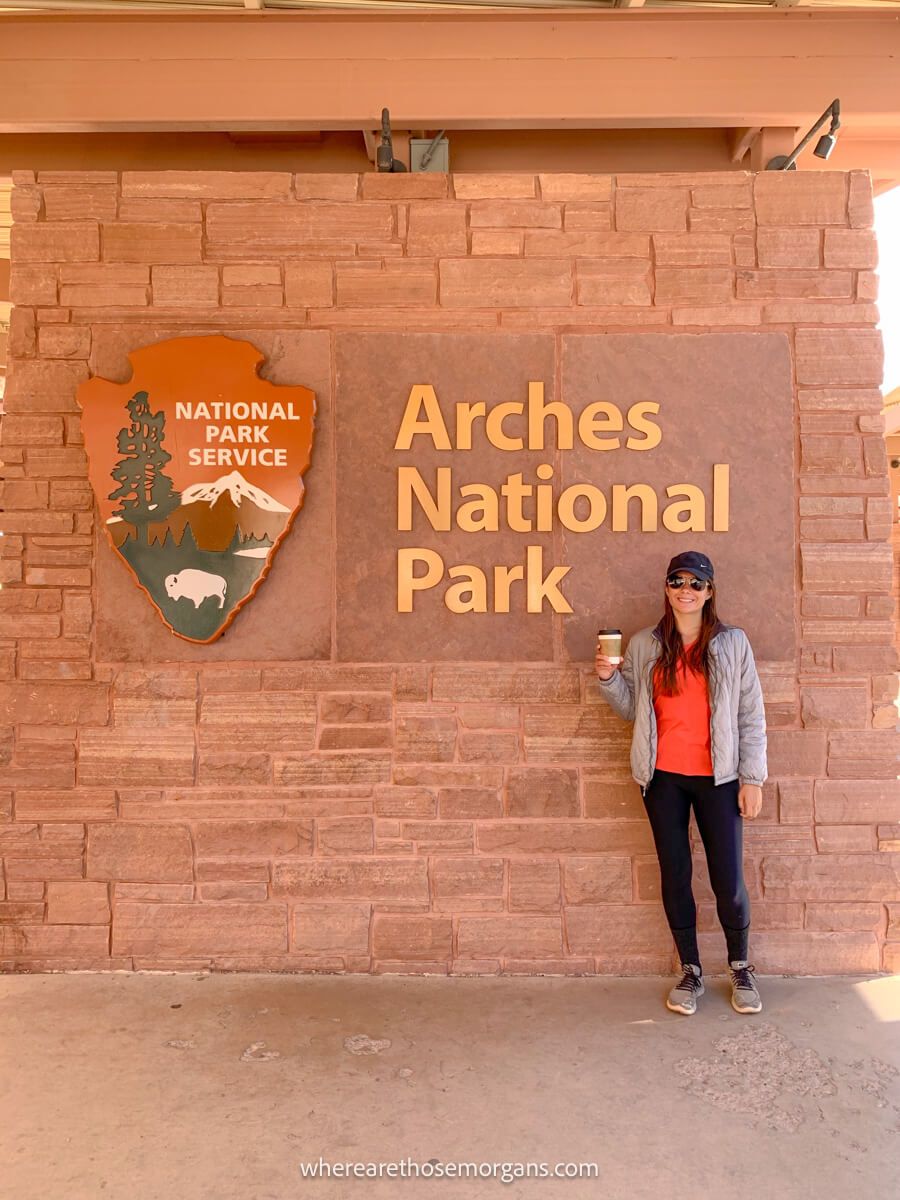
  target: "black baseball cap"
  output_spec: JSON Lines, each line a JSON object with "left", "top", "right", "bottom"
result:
{"left": 666, "top": 550, "right": 714, "bottom": 583}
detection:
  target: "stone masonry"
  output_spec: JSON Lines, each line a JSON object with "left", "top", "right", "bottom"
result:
{"left": 1, "top": 168, "right": 898, "bottom": 975}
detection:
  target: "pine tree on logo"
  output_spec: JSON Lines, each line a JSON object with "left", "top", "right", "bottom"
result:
{"left": 108, "top": 390, "right": 180, "bottom": 544}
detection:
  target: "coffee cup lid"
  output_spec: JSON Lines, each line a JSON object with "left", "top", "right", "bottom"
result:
{"left": 597, "top": 628, "right": 622, "bottom": 635}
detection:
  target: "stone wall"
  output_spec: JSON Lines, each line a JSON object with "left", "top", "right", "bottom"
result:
{"left": 1, "top": 168, "right": 898, "bottom": 975}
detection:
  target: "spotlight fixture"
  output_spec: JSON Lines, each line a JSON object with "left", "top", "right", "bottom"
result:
{"left": 766, "top": 99, "right": 841, "bottom": 170}
{"left": 376, "top": 107, "right": 408, "bottom": 173}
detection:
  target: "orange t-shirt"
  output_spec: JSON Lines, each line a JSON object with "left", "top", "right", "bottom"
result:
{"left": 653, "top": 652, "right": 713, "bottom": 776}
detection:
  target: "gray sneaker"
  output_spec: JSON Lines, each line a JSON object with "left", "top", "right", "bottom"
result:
{"left": 666, "top": 962, "right": 704, "bottom": 1014}
{"left": 729, "top": 960, "right": 762, "bottom": 1014}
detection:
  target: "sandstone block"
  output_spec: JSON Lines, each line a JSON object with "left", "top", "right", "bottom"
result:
{"left": 284, "top": 261, "right": 334, "bottom": 307}
{"left": 291, "top": 903, "right": 370, "bottom": 954}
{"left": 335, "top": 260, "right": 436, "bottom": 307}
{"left": 439, "top": 258, "right": 571, "bottom": 307}
{"left": 655, "top": 268, "right": 733, "bottom": 305}
{"left": 152, "top": 265, "right": 218, "bottom": 307}
{"left": 102, "top": 223, "right": 201, "bottom": 264}
{"left": 431, "top": 858, "right": 504, "bottom": 903}
{"left": 394, "top": 715, "right": 457, "bottom": 763}
{"left": 523, "top": 706, "right": 630, "bottom": 769}
{"left": 756, "top": 228, "right": 820, "bottom": 268}
{"left": 0, "top": 924, "right": 109, "bottom": 960}
{"left": 319, "top": 694, "right": 393, "bottom": 726}
{"left": 42, "top": 185, "right": 117, "bottom": 221}
{"left": 766, "top": 730, "right": 827, "bottom": 777}
{"left": 576, "top": 259, "right": 651, "bottom": 306}
{"left": 318, "top": 726, "right": 392, "bottom": 751}
{"left": 582, "top": 779, "right": 644, "bottom": 820}
{"left": 294, "top": 174, "right": 359, "bottom": 201}
{"left": 615, "top": 187, "right": 688, "bottom": 232}
{"left": 801, "top": 544, "right": 892, "bottom": 592}
{"left": 506, "top": 768, "right": 578, "bottom": 818}
{"left": 199, "top": 692, "right": 316, "bottom": 750}
{"left": 272, "top": 858, "right": 428, "bottom": 900}
{"left": 373, "top": 914, "right": 452, "bottom": 959}
{"left": 562, "top": 205, "right": 612, "bottom": 232}
{"left": 755, "top": 173, "right": 847, "bottom": 226}
{"left": 317, "top": 817, "right": 374, "bottom": 855}
{"left": 653, "top": 233, "right": 732, "bottom": 265}
{"left": 78, "top": 729, "right": 194, "bottom": 787}
{"left": 117, "top": 198, "right": 202, "bottom": 223}
{"left": 795, "top": 329, "right": 883, "bottom": 387}
{"left": 12, "top": 222, "right": 99, "bottom": 263}
{"left": 827, "top": 733, "right": 900, "bottom": 780}
{"left": 87, "top": 823, "right": 193, "bottom": 882}
{"left": 689, "top": 210, "right": 754, "bottom": 234}
{"left": 275, "top": 754, "right": 391, "bottom": 787}
{"left": 563, "top": 858, "right": 632, "bottom": 904}
{"left": 469, "top": 201, "right": 561, "bottom": 229}
{"left": 457, "top": 731, "right": 519, "bottom": 763}
{"left": 815, "top": 825, "right": 875, "bottom": 852}
{"left": 469, "top": 230, "right": 522, "bottom": 256}
{"left": 800, "top": 685, "right": 869, "bottom": 729}
{"left": 3, "top": 358, "right": 88, "bottom": 413}
{"left": 47, "top": 881, "right": 110, "bottom": 924}
{"left": 373, "top": 786, "right": 436, "bottom": 819}
{"left": 205, "top": 201, "right": 393, "bottom": 255}
{"left": 433, "top": 665, "right": 579, "bottom": 704}
{"left": 8, "top": 265, "right": 58, "bottom": 305}
{"left": 823, "top": 229, "right": 878, "bottom": 269}
{"left": 761, "top": 852, "right": 900, "bottom": 900}
{"left": 195, "top": 820, "right": 313, "bottom": 859}
{"left": 691, "top": 183, "right": 752, "bottom": 209}
{"left": 112, "top": 900, "right": 287, "bottom": 956}
{"left": 805, "top": 902, "right": 883, "bottom": 932}
{"left": 400, "top": 820, "right": 473, "bottom": 853}
{"left": 0, "top": 683, "right": 108, "bottom": 726}
{"left": 457, "top": 915, "right": 563, "bottom": 957}
{"left": 847, "top": 171, "right": 874, "bottom": 228}
{"left": 736, "top": 930, "right": 878, "bottom": 974}
{"left": 524, "top": 230, "right": 648, "bottom": 257}
{"left": 361, "top": 173, "right": 448, "bottom": 200}
{"left": 453, "top": 174, "right": 536, "bottom": 199}
{"left": 566, "top": 904, "right": 670, "bottom": 955}
{"left": 508, "top": 860, "right": 561, "bottom": 912}
{"left": 38, "top": 325, "right": 91, "bottom": 360}
{"left": 539, "top": 174, "right": 612, "bottom": 202}
{"left": 477, "top": 820, "right": 652, "bottom": 855}
{"left": 122, "top": 171, "right": 291, "bottom": 199}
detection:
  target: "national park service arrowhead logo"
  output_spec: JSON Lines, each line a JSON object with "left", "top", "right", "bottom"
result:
{"left": 77, "top": 335, "right": 315, "bottom": 643}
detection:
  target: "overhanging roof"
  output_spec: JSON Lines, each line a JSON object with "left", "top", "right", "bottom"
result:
{"left": 1, "top": 6, "right": 899, "bottom": 185}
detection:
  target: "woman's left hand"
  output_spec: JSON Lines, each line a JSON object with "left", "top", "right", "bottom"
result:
{"left": 738, "top": 784, "right": 763, "bottom": 819}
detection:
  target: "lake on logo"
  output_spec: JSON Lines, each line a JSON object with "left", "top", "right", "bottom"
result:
{"left": 77, "top": 334, "right": 316, "bottom": 643}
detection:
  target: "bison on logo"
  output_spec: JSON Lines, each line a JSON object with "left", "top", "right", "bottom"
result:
{"left": 77, "top": 334, "right": 315, "bottom": 643}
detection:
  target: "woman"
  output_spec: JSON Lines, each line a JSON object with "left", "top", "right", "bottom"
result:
{"left": 594, "top": 550, "right": 767, "bottom": 1017}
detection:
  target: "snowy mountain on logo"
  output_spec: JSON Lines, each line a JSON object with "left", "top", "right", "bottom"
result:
{"left": 108, "top": 470, "right": 294, "bottom": 552}
{"left": 180, "top": 471, "right": 290, "bottom": 514}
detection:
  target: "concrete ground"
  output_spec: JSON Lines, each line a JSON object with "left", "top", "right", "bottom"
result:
{"left": 1, "top": 970, "right": 898, "bottom": 1200}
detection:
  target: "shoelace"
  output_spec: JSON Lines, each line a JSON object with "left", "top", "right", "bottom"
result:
{"left": 676, "top": 966, "right": 703, "bottom": 993}
{"left": 730, "top": 963, "right": 757, "bottom": 990}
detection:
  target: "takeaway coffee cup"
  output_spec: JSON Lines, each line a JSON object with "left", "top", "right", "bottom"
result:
{"left": 597, "top": 628, "right": 623, "bottom": 666}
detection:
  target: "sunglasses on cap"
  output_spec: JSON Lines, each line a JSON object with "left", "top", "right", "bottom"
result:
{"left": 666, "top": 574, "right": 711, "bottom": 592}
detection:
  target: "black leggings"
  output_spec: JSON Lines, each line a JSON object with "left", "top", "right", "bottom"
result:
{"left": 642, "top": 768, "right": 751, "bottom": 971}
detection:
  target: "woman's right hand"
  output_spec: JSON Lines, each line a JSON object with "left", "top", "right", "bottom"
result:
{"left": 595, "top": 649, "right": 620, "bottom": 681}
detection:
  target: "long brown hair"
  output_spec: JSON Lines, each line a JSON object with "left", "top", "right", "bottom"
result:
{"left": 654, "top": 583, "right": 719, "bottom": 696}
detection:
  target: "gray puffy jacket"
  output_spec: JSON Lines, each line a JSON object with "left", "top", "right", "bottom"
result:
{"left": 596, "top": 619, "right": 767, "bottom": 790}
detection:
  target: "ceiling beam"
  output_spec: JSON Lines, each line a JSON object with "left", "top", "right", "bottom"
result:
{"left": 1, "top": 10, "right": 899, "bottom": 136}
